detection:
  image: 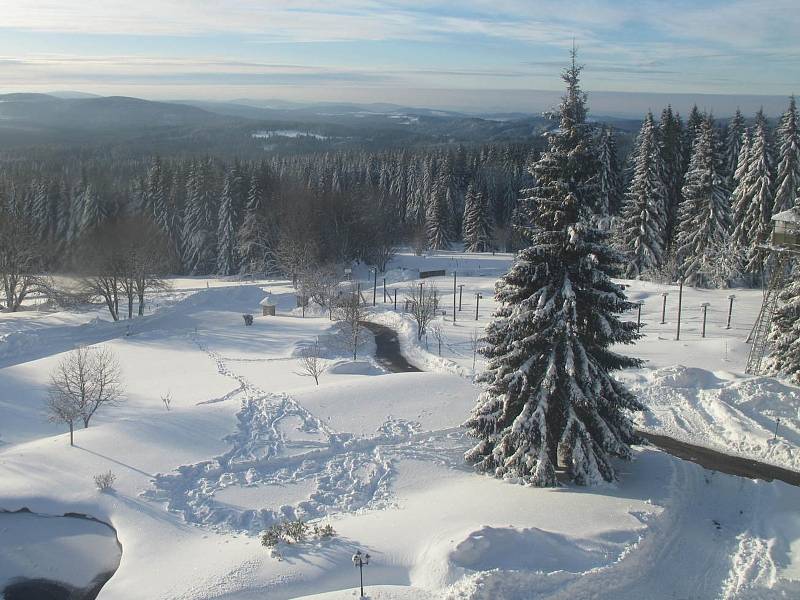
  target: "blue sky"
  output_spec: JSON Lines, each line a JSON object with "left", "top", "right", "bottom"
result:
{"left": 0, "top": 1, "right": 797, "bottom": 115}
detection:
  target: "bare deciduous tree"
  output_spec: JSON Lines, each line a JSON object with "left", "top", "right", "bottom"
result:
{"left": 468, "top": 328, "right": 482, "bottom": 371}
{"left": 334, "top": 293, "right": 369, "bottom": 360}
{"left": 296, "top": 338, "right": 326, "bottom": 385}
{"left": 301, "top": 263, "right": 341, "bottom": 319}
{"left": 430, "top": 322, "right": 445, "bottom": 356}
{"left": 76, "top": 217, "right": 175, "bottom": 320}
{"left": 0, "top": 208, "right": 48, "bottom": 312}
{"left": 406, "top": 283, "right": 438, "bottom": 339}
{"left": 46, "top": 346, "right": 123, "bottom": 445}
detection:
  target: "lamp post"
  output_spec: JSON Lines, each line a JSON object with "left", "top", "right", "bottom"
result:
{"left": 676, "top": 278, "right": 684, "bottom": 341}
{"left": 475, "top": 292, "right": 483, "bottom": 321}
{"left": 660, "top": 292, "right": 669, "bottom": 324}
{"left": 372, "top": 269, "right": 377, "bottom": 307}
{"left": 700, "top": 302, "right": 710, "bottom": 338}
{"left": 637, "top": 301, "right": 644, "bottom": 332}
{"left": 458, "top": 284, "right": 464, "bottom": 311}
{"left": 453, "top": 271, "right": 457, "bottom": 323}
{"left": 352, "top": 550, "right": 371, "bottom": 598}
{"left": 726, "top": 294, "right": 736, "bottom": 330}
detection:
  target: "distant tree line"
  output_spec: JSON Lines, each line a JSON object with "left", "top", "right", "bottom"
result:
{"left": 0, "top": 144, "right": 537, "bottom": 281}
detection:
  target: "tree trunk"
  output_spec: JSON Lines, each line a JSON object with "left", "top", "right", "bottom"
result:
{"left": 138, "top": 291, "right": 145, "bottom": 316}
{"left": 69, "top": 423, "right": 74, "bottom": 446}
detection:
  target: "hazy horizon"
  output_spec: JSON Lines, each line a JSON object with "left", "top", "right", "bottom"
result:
{"left": 1, "top": 1, "right": 797, "bottom": 119}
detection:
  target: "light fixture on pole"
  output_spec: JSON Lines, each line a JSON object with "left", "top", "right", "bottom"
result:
{"left": 352, "top": 549, "right": 371, "bottom": 597}
{"left": 726, "top": 294, "right": 736, "bottom": 330}
{"left": 700, "top": 302, "right": 711, "bottom": 338}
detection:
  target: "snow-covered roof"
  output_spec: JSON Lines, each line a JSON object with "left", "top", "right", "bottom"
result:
{"left": 259, "top": 296, "right": 275, "bottom": 306}
{"left": 772, "top": 208, "right": 800, "bottom": 223}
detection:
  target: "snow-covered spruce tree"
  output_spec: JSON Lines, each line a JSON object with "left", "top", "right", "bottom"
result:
{"left": 774, "top": 96, "right": 800, "bottom": 214}
{"left": 80, "top": 183, "right": 107, "bottom": 235}
{"left": 462, "top": 182, "right": 493, "bottom": 252}
{"left": 426, "top": 170, "right": 452, "bottom": 250}
{"left": 683, "top": 105, "right": 705, "bottom": 172}
{"left": 658, "top": 106, "right": 684, "bottom": 245}
{"left": 617, "top": 112, "right": 668, "bottom": 277}
{"left": 595, "top": 126, "right": 622, "bottom": 218}
{"left": 181, "top": 159, "right": 218, "bottom": 275}
{"left": 724, "top": 109, "right": 746, "bottom": 184}
{"left": 465, "top": 51, "right": 644, "bottom": 487}
{"left": 768, "top": 277, "right": 800, "bottom": 384}
{"left": 238, "top": 166, "right": 272, "bottom": 274}
{"left": 674, "top": 116, "right": 732, "bottom": 287}
{"left": 216, "top": 170, "right": 241, "bottom": 275}
{"left": 728, "top": 128, "right": 753, "bottom": 284}
{"left": 731, "top": 110, "right": 775, "bottom": 279}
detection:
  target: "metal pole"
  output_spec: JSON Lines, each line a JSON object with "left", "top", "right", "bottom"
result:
{"left": 373, "top": 270, "right": 377, "bottom": 307}
{"left": 774, "top": 418, "right": 781, "bottom": 440}
{"left": 637, "top": 302, "right": 643, "bottom": 332}
{"left": 676, "top": 279, "right": 684, "bottom": 341}
{"left": 726, "top": 295, "right": 735, "bottom": 329}
{"left": 394, "top": 289, "right": 397, "bottom": 311}
{"left": 459, "top": 285, "right": 464, "bottom": 311}
{"left": 383, "top": 278, "right": 387, "bottom": 303}
{"left": 661, "top": 293, "right": 668, "bottom": 324}
{"left": 701, "top": 303, "right": 709, "bottom": 338}
{"left": 359, "top": 563, "right": 364, "bottom": 597}
{"left": 475, "top": 293, "right": 481, "bottom": 321}
{"left": 453, "top": 271, "right": 457, "bottom": 323}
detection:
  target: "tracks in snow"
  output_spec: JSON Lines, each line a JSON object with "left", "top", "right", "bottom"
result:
{"left": 145, "top": 332, "right": 467, "bottom": 534}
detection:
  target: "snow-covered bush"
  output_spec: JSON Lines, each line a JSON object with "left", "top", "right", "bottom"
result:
{"left": 94, "top": 470, "right": 116, "bottom": 492}
{"left": 242, "top": 314, "right": 254, "bottom": 326}
{"left": 260, "top": 519, "right": 336, "bottom": 552}
{"left": 284, "top": 519, "right": 309, "bottom": 543}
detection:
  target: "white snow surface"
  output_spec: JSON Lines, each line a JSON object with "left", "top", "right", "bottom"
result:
{"left": 0, "top": 254, "right": 798, "bottom": 599}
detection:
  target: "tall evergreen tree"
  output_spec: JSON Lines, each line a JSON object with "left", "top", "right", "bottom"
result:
{"left": 774, "top": 96, "right": 800, "bottom": 214}
{"left": 675, "top": 116, "right": 732, "bottom": 287}
{"left": 724, "top": 109, "right": 746, "bottom": 183}
{"left": 182, "top": 159, "right": 218, "bottom": 275}
{"left": 683, "top": 105, "right": 705, "bottom": 172}
{"left": 426, "top": 169, "right": 452, "bottom": 250}
{"left": 465, "top": 50, "right": 643, "bottom": 487}
{"left": 768, "top": 276, "right": 800, "bottom": 384}
{"left": 618, "top": 112, "right": 668, "bottom": 277}
{"left": 731, "top": 110, "right": 775, "bottom": 278}
{"left": 595, "top": 126, "right": 622, "bottom": 217}
{"left": 462, "top": 181, "right": 493, "bottom": 252}
{"left": 659, "top": 105, "right": 684, "bottom": 246}
{"left": 238, "top": 168, "right": 271, "bottom": 274}
{"left": 216, "top": 171, "right": 241, "bottom": 275}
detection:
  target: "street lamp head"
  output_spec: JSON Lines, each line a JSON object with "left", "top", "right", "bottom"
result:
{"left": 662, "top": 292, "right": 669, "bottom": 297}
{"left": 701, "top": 302, "right": 711, "bottom": 307}
{"left": 728, "top": 294, "right": 736, "bottom": 300}
{"left": 364, "top": 553, "right": 371, "bottom": 564}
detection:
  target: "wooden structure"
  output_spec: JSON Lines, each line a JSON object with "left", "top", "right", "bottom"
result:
{"left": 260, "top": 295, "right": 276, "bottom": 316}
{"left": 746, "top": 207, "right": 800, "bottom": 375}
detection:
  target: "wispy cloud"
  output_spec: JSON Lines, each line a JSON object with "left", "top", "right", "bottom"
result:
{"left": 0, "top": 1, "right": 796, "bottom": 107}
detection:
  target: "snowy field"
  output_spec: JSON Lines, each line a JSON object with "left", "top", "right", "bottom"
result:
{"left": 1, "top": 251, "right": 799, "bottom": 599}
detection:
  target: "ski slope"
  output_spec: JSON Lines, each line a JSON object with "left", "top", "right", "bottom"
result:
{"left": 0, "top": 252, "right": 799, "bottom": 599}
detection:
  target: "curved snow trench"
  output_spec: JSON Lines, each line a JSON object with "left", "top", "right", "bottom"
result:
{"left": 144, "top": 336, "right": 467, "bottom": 533}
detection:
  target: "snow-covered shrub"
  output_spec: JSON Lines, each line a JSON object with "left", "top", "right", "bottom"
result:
{"left": 284, "top": 519, "right": 308, "bottom": 543}
{"left": 260, "top": 525, "right": 283, "bottom": 548}
{"left": 261, "top": 520, "right": 335, "bottom": 552}
{"left": 314, "top": 523, "right": 336, "bottom": 539}
{"left": 94, "top": 470, "right": 116, "bottom": 492}
{"left": 242, "top": 314, "right": 254, "bottom": 326}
